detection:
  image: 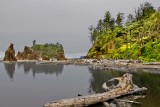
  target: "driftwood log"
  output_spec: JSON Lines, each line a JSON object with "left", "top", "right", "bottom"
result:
{"left": 44, "top": 73, "right": 147, "bottom": 107}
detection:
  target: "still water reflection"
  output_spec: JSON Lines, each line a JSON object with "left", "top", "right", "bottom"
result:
{"left": 0, "top": 62, "right": 160, "bottom": 107}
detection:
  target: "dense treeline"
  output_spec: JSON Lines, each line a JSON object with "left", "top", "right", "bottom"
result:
{"left": 87, "top": 2, "right": 160, "bottom": 61}
{"left": 31, "top": 42, "right": 64, "bottom": 58}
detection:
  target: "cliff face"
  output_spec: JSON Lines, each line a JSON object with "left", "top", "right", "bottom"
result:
{"left": 3, "top": 43, "right": 17, "bottom": 61}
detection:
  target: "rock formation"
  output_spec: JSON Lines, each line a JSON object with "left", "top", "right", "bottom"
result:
{"left": 31, "top": 43, "right": 67, "bottom": 60}
{"left": 3, "top": 43, "right": 17, "bottom": 61}
{"left": 56, "top": 52, "right": 67, "bottom": 60}
{"left": 16, "top": 46, "right": 51, "bottom": 60}
{"left": 16, "top": 46, "right": 40, "bottom": 60}
{"left": 16, "top": 43, "right": 67, "bottom": 61}
{"left": 42, "top": 55, "right": 50, "bottom": 60}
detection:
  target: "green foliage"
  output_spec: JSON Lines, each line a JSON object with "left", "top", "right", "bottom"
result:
{"left": 135, "top": 2, "right": 156, "bottom": 21}
{"left": 87, "top": 2, "right": 160, "bottom": 61}
{"left": 31, "top": 43, "right": 64, "bottom": 58}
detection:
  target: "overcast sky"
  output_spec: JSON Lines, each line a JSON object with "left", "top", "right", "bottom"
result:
{"left": 0, "top": 0, "right": 159, "bottom": 53}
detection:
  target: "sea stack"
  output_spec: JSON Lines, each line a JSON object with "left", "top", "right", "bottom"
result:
{"left": 16, "top": 46, "right": 40, "bottom": 60}
{"left": 3, "top": 43, "right": 17, "bottom": 61}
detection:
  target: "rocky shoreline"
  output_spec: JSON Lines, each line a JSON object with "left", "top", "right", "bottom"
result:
{"left": 2, "top": 58, "right": 160, "bottom": 74}
{"left": 1, "top": 43, "right": 160, "bottom": 73}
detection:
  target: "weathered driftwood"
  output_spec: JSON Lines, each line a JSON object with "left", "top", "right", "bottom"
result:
{"left": 103, "top": 102, "right": 110, "bottom": 107}
{"left": 114, "top": 99, "right": 141, "bottom": 105}
{"left": 143, "top": 62, "right": 160, "bottom": 65}
{"left": 44, "top": 73, "right": 147, "bottom": 107}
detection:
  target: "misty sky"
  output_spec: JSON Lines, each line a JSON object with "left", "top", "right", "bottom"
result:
{"left": 0, "top": 0, "right": 159, "bottom": 53}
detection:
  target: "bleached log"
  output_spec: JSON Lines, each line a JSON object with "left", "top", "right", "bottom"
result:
{"left": 114, "top": 99, "right": 141, "bottom": 105}
{"left": 44, "top": 73, "right": 147, "bottom": 107}
{"left": 103, "top": 102, "right": 110, "bottom": 107}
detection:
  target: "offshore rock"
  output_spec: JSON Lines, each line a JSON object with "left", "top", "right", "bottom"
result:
{"left": 42, "top": 55, "right": 50, "bottom": 60}
{"left": 3, "top": 43, "right": 17, "bottom": 61}
{"left": 56, "top": 52, "right": 67, "bottom": 60}
{"left": 16, "top": 46, "right": 40, "bottom": 60}
{"left": 31, "top": 43, "right": 67, "bottom": 60}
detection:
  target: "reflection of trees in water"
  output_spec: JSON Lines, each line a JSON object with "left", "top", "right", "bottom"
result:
{"left": 32, "top": 64, "right": 64, "bottom": 77}
{"left": 88, "top": 67, "right": 160, "bottom": 107}
{"left": 131, "top": 72, "right": 160, "bottom": 107}
{"left": 17, "top": 62, "right": 64, "bottom": 77}
{"left": 17, "top": 62, "right": 36, "bottom": 74}
{"left": 88, "top": 67, "right": 123, "bottom": 93}
{"left": 24, "top": 62, "right": 36, "bottom": 74}
{"left": 4, "top": 63, "right": 16, "bottom": 81}
{"left": 9, "top": 62, "right": 64, "bottom": 79}
{"left": 88, "top": 68, "right": 135, "bottom": 107}
{"left": 17, "top": 62, "right": 25, "bottom": 69}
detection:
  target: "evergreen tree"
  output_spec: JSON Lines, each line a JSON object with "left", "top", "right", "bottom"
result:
{"left": 126, "top": 14, "right": 135, "bottom": 24}
{"left": 103, "top": 11, "right": 111, "bottom": 31}
{"left": 116, "top": 13, "right": 124, "bottom": 27}
{"left": 96, "top": 19, "right": 104, "bottom": 35}
{"left": 135, "top": 2, "right": 156, "bottom": 20}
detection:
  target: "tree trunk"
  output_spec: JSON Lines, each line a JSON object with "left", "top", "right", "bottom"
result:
{"left": 43, "top": 73, "right": 147, "bottom": 107}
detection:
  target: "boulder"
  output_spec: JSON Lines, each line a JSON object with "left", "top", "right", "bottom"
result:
{"left": 3, "top": 43, "right": 17, "bottom": 61}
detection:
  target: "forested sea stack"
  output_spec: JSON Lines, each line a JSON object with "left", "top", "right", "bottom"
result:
{"left": 16, "top": 42, "right": 67, "bottom": 61}
{"left": 31, "top": 43, "right": 67, "bottom": 60}
{"left": 16, "top": 46, "right": 41, "bottom": 60}
{"left": 3, "top": 43, "right": 17, "bottom": 61}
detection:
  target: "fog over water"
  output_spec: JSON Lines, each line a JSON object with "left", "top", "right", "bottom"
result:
{"left": 0, "top": 0, "right": 159, "bottom": 53}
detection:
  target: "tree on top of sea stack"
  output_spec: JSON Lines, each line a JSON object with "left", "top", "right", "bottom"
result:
{"left": 3, "top": 43, "right": 17, "bottom": 61}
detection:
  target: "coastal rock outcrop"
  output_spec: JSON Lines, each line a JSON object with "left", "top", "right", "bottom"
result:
{"left": 56, "top": 52, "right": 67, "bottom": 60}
{"left": 31, "top": 43, "right": 67, "bottom": 60}
{"left": 16, "top": 46, "right": 40, "bottom": 60}
{"left": 16, "top": 42, "right": 67, "bottom": 61}
{"left": 3, "top": 43, "right": 17, "bottom": 61}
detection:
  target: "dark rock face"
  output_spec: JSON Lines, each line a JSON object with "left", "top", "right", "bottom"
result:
{"left": 16, "top": 52, "right": 23, "bottom": 60}
{"left": 56, "top": 52, "right": 67, "bottom": 60}
{"left": 3, "top": 43, "right": 17, "bottom": 61}
{"left": 16, "top": 46, "right": 40, "bottom": 60}
{"left": 42, "top": 55, "right": 50, "bottom": 60}
{"left": 16, "top": 46, "right": 51, "bottom": 60}
{"left": 16, "top": 45, "right": 67, "bottom": 61}
{"left": 31, "top": 43, "right": 67, "bottom": 60}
